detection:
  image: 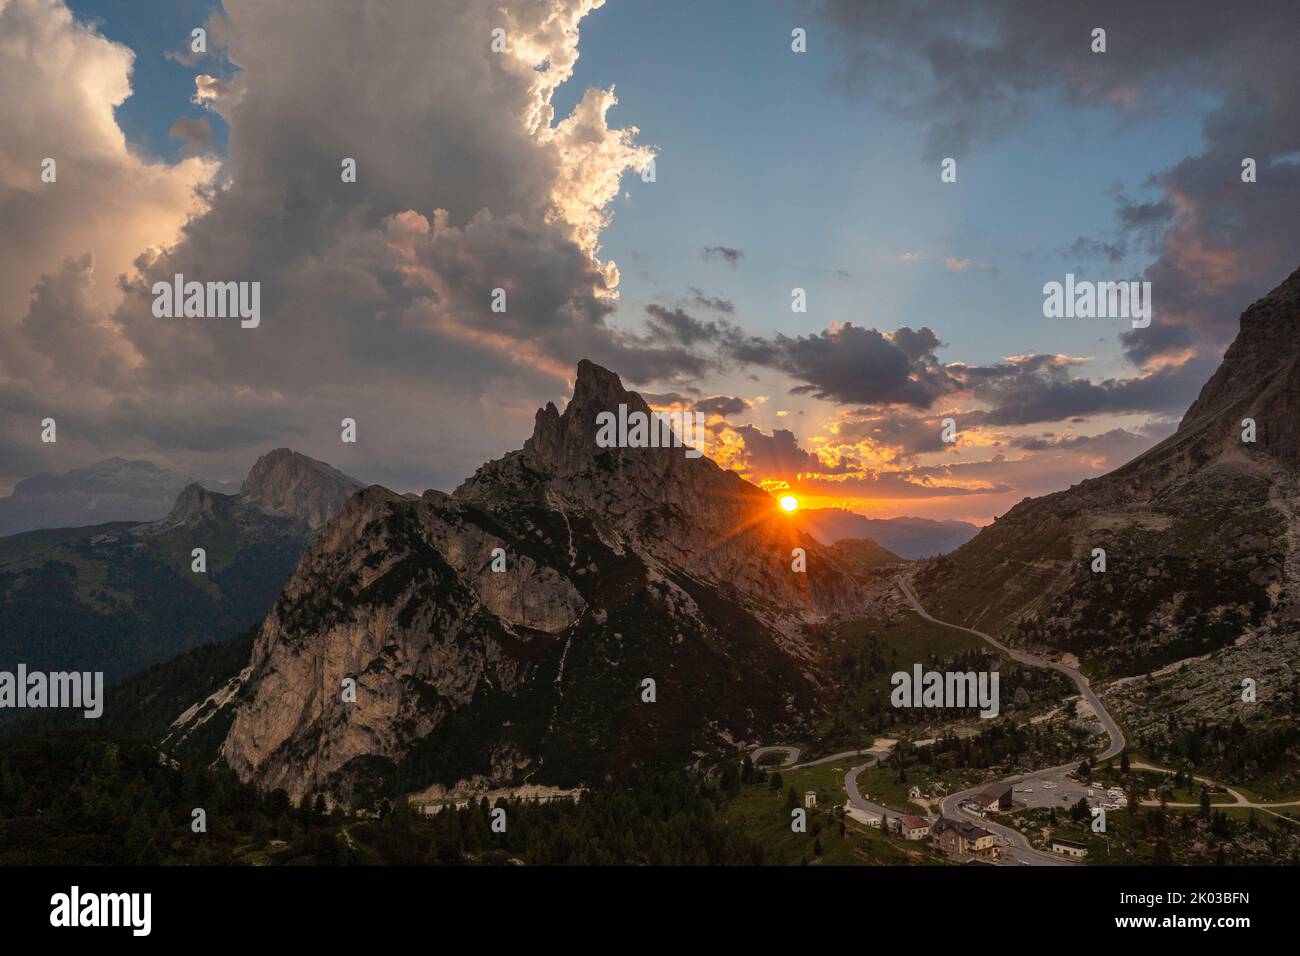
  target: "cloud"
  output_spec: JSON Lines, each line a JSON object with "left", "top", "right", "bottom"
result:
{"left": 962, "top": 353, "right": 1213, "bottom": 426}
{"left": 831, "top": 410, "right": 951, "bottom": 461}
{"left": 693, "top": 395, "right": 750, "bottom": 417}
{"left": 644, "top": 303, "right": 736, "bottom": 348}
{"left": 944, "top": 256, "right": 993, "bottom": 273}
{"left": 0, "top": 0, "right": 665, "bottom": 492}
{"left": 168, "top": 116, "right": 214, "bottom": 157}
{"left": 730, "top": 323, "right": 955, "bottom": 407}
{"left": 730, "top": 424, "right": 857, "bottom": 482}
{"left": 686, "top": 288, "right": 735, "bottom": 314}
{"left": 702, "top": 245, "right": 743, "bottom": 266}
{"left": 0, "top": 0, "right": 216, "bottom": 372}
{"left": 1066, "top": 236, "right": 1127, "bottom": 264}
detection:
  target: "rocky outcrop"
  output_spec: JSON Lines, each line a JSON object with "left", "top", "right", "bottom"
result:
{"left": 211, "top": 360, "right": 873, "bottom": 803}
{"left": 241, "top": 448, "right": 364, "bottom": 530}
{"left": 457, "top": 359, "right": 866, "bottom": 623}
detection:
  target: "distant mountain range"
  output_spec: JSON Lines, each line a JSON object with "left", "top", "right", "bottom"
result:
{"left": 794, "top": 508, "right": 979, "bottom": 559}
{"left": 0, "top": 449, "right": 361, "bottom": 685}
{"left": 0, "top": 458, "right": 238, "bottom": 537}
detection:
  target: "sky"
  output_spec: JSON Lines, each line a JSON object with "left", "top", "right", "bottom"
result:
{"left": 2, "top": 0, "right": 1298, "bottom": 524}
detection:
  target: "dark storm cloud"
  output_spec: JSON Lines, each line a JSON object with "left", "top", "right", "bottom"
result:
{"left": 966, "top": 354, "right": 1215, "bottom": 426}
{"left": 730, "top": 323, "right": 954, "bottom": 407}
{"left": 694, "top": 395, "right": 750, "bottom": 417}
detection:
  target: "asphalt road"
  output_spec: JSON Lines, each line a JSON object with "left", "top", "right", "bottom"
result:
{"left": 897, "top": 579, "right": 1125, "bottom": 762}
{"left": 898, "top": 578, "right": 1127, "bottom": 865}
{"left": 750, "top": 578, "right": 1131, "bottom": 866}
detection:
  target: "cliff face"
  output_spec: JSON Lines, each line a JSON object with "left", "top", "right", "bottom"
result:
{"left": 240, "top": 448, "right": 364, "bottom": 530}
{"left": 1178, "top": 264, "right": 1300, "bottom": 462}
{"left": 208, "top": 360, "right": 871, "bottom": 803}
{"left": 915, "top": 265, "right": 1300, "bottom": 675}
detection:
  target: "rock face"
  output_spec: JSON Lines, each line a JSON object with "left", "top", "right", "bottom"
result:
{"left": 915, "top": 265, "right": 1300, "bottom": 676}
{"left": 240, "top": 448, "right": 363, "bottom": 530}
{"left": 1179, "top": 264, "right": 1300, "bottom": 464}
{"left": 211, "top": 360, "right": 870, "bottom": 803}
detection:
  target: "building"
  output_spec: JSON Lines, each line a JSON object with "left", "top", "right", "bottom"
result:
{"left": 931, "top": 817, "right": 998, "bottom": 861}
{"left": 900, "top": 814, "right": 930, "bottom": 840}
{"left": 972, "top": 783, "right": 1014, "bottom": 812}
{"left": 804, "top": 791, "right": 817, "bottom": 809}
{"left": 908, "top": 785, "right": 923, "bottom": 800}
{"left": 1051, "top": 838, "right": 1089, "bottom": 858}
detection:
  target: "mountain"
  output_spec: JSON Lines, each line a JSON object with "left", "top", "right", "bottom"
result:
{"left": 189, "top": 360, "right": 871, "bottom": 804}
{"left": 0, "top": 449, "right": 361, "bottom": 685}
{"left": 795, "top": 508, "right": 979, "bottom": 558}
{"left": 914, "top": 265, "right": 1300, "bottom": 678}
{"left": 0, "top": 458, "right": 237, "bottom": 537}
{"left": 831, "top": 537, "right": 907, "bottom": 568}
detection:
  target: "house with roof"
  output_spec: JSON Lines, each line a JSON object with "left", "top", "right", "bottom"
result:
{"left": 931, "top": 817, "right": 999, "bottom": 861}
{"left": 899, "top": 814, "right": 930, "bottom": 840}
{"left": 972, "top": 783, "right": 1014, "bottom": 812}
{"left": 1051, "top": 837, "right": 1089, "bottom": 858}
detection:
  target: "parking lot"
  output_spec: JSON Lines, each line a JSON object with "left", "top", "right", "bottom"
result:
{"left": 1005, "top": 773, "right": 1127, "bottom": 813}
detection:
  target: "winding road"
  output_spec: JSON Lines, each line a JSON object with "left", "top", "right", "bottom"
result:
{"left": 754, "top": 577, "right": 1130, "bottom": 866}
{"left": 899, "top": 578, "right": 1126, "bottom": 865}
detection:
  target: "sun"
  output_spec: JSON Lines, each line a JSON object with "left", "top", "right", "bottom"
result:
{"left": 779, "top": 495, "right": 799, "bottom": 513}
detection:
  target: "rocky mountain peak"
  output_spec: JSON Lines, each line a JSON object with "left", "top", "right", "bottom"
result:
{"left": 1177, "top": 264, "right": 1300, "bottom": 463}
{"left": 521, "top": 359, "right": 660, "bottom": 476}
{"left": 160, "top": 481, "right": 224, "bottom": 526}
{"left": 240, "top": 449, "right": 364, "bottom": 530}
{"left": 203, "top": 363, "right": 874, "bottom": 802}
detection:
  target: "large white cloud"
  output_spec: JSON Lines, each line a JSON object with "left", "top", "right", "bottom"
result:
{"left": 0, "top": 0, "right": 660, "bottom": 492}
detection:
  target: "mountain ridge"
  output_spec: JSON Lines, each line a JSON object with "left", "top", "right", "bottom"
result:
{"left": 0, "top": 449, "right": 362, "bottom": 684}
{"left": 200, "top": 360, "right": 874, "bottom": 803}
